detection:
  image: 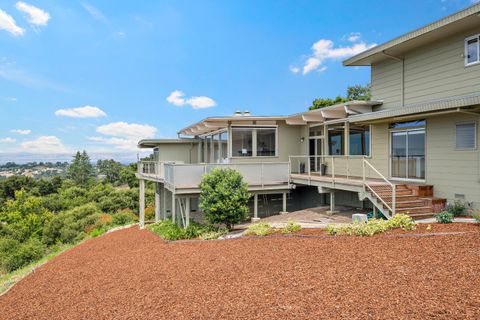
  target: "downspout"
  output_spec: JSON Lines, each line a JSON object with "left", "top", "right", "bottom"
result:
{"left": 381, "top": 51, "right": 404, "bottom": 107}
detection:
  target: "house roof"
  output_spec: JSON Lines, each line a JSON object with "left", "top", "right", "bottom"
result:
{"left": 138, "top": 138, "right": 200, "bottom": 148}
{"left": 348, "top": 93, "right": 480, "bottom": 123}
{"left": 344, "top": 3, "right": 480, "bottom": 66}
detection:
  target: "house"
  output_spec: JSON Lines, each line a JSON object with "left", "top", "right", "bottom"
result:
{"left": 136, "top": 3, "right": 480, "bottom": 228}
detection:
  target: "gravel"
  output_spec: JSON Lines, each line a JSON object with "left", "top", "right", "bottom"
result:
{"left": 1, "top": 224, "right": 479, "bottom": 319}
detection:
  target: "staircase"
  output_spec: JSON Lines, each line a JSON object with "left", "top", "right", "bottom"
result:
{"left": 368, "top": 184, "right": 446, "bottom": 219}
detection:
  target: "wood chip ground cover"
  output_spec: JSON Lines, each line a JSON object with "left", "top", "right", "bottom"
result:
{"left": 0, "top": 224, "right": 479, "bottom": 319}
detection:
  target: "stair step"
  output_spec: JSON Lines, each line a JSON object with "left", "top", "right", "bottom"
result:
{"left": 396, "top": 206, "right": 433, "bottom": 214}
{"left": 394, "top": 200, "right": 426, "bottom": 208}
{"left": 407, "top": 212, "right": 437, "bottom": 219}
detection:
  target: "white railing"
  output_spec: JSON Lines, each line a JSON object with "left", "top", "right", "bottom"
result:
{"left": 363, "top": 159, "right": 396, "bottom": 217}
{"left": 163, "top": 162, "right": 290, "bottom": 189}
{"left": 289, "top": 155, "right": 396, "bottom": 217}
{"left": 137, "top": 161, "right": 184, "bottom": 180}
{"left": 289, "top": 155, "right": 365, "bottom": 182}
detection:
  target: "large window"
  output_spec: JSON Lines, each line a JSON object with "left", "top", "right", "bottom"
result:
{"left": 231, "top": 126, "right": 277, "bottom": 157}
{"left": 465, "top": 35, "right": 480, "bottom": 66}
{"left": 349, "top": 125, "right": 370, "bottom": 156}
{"left": 456, "top": 122, "right": 476, "bottom": 149}
{"left": 231, "top": 128, "right": 252, "bottom": 157}
{"left": 328, "top": 124, "right": 344, "bottom": 155}
{"left": 256, "top": 128, "right": 276, "bottom": 156}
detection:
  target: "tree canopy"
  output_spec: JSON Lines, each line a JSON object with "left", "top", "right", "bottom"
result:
{"left": 308, "top": 83, "right": 371, "bottom": 110}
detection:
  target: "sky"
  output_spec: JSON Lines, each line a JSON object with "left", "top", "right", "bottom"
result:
{"left": 0, "top": 0, "right": 477, "bottom": 162}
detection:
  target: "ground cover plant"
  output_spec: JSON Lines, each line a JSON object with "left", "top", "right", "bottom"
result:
{"left": 147, "top": 219, "right": 226, "bottom": 241}
{"left": 281, "top": 219, "right": 302, "bottom": 234}
{"left": 325, "top": 214, "right": 416, "bottom": 236}
{"left": 445, "top": 200, "right": 468, "bottom": 217}
{"left": 436, "top": 211, "right": 454, "bottom": 224}
{"left": 244, "top": 222, "right": 273, "bottom": 236}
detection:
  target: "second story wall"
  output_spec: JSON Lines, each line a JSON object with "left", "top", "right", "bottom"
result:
{"left": 372, "top": 26, "right": 480, "bottom": 110}
{"left": 155, "top": 143, "right": 199, "bottom": 164}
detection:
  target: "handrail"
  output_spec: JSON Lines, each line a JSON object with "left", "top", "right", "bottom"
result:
{"left": 363, "top": 159, "right": 396, "bottom": 216}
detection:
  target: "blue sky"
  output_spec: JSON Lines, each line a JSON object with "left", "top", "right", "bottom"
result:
{"left": 0, "top": 0, "right": 476, "bottom": 161}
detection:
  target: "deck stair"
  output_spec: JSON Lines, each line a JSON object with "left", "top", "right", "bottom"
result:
{"left": 367, "top": 184, "right": 446, "bottom": 219}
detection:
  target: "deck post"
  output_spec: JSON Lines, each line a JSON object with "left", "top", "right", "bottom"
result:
{"left": 282, "top": 192, "right": 287, "bottom": 214}
{"left": 252, "top": 193, "right": 260, "bottom": 222}
{"left": 185, "top": 197, "right": 190, "bottom": 228}
{"left": 155, "top": 182, "right": 161, "bottom": 222}
{"left": 139, "top": 179, "right": 145, "bottom": 228}
{"left": 373, "top": 206, "right": 378, "bottom": 218}
{"left": 327, "top": 190, "right": 338, "bottom": 215}
{"left": 162, "top": 185, "right": 167, "bottom": 219}
{"left": 172, "top": 192, "right": 176, "bottom": 225}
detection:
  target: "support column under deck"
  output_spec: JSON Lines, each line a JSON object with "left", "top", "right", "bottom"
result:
{"left": 171, "top": 192, "right": 176, "bottom": 224}
{"left": 281, "top": 192, "right": 288, "bottom": 214}
{"left": 252, "top": 193, "right": 260, "bottom": 222}
{"left": 139, "top": 179, "right": 145, "bottom": 228}
{"left": 155, "top": 182, "right": 160, "bottom": 222}
{"left": 327, "top": 191, "right": 339, "bottom": 215}
{"left": 185, "top": 197, "right": 190, "bottom": 228}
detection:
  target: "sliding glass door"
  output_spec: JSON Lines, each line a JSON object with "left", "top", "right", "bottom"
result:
{"left": 391, "top": 129, "right": 425, "bottom": 180}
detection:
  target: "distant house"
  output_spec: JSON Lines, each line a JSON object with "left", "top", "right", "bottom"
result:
{"left": 136, "top": 4, "right": 480, "bottom": 227}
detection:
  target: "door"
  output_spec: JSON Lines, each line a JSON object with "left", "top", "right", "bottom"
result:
{"left": 391, "top": 129, "right": 425, "bottom": 180}
{"left": 309, "top": 138, "right": 323, "bottom": 172}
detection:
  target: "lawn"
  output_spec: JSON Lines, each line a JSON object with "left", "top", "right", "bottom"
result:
{"left": 0, "top": 224, "right": 479, "bottom": 319}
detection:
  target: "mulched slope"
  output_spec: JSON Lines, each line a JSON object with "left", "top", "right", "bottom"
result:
{"left": 1, "top": 225, "right": 479, "bottom": 320}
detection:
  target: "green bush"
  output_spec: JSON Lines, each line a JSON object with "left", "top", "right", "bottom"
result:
{"left": 112, "top": 210, "right": 137, "bottom": 226}
{"left": 326, "top": 214, "right": 416, "bottom": 237}
{"left": 445, "top": 201, "right": 467, "bottom": 217}
{"left": 0, "top": 237, "right": 46, "bottom": 273}
{"left": 199, "top": 168, "right": 249, "bottom": 230}
{"left": 199, "top": 229, "right": 228, "bottom": 240}
{"left": 244, "top": 222, "right": 272, "bottom": 236}
{"left": 148, "top": 220, "right": 223, "bottom": 241}
{"left": 281, "top": 219, "right": 302, "bottom": 234}
{"left": 435, "top": 211, "right": 454, "bottom": 224}
{"left": 90, "top": 227, "right": 108, "bottom": 238}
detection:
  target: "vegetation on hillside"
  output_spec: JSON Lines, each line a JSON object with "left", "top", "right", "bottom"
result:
{"left": 0, "top": 151, "right": 153, "bottom": 275}
{"left": 308, "top": 83, "right": 371, "bottom": 110}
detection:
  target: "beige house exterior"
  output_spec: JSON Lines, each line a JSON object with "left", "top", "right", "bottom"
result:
{"left": 137, "top": 4, "right": 480, "bottom": 227}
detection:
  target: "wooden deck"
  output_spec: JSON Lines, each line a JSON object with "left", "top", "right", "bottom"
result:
{"left": 290, "top": 173, "right": 389, "bottom": 188}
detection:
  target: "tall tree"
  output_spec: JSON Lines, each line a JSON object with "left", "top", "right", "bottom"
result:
{"left": 308, "top": 83, "right": 371, "bottom": 111}
{"left": 67, "top": 151, "right": 94, "bottom": 187}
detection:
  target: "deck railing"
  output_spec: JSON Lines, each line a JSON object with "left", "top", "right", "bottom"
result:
{"left": 289, "top": 155, "right": 396, "bottom": 216}
{"left": 137, "top": 161, "right": 184, "bottom": 180}
{"left": 163, "top": 162, "right": 290, "bottom": 190}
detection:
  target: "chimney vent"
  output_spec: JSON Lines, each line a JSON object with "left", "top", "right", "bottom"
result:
{"left": 243, "top": 110, "right": 251, "bottom": 116}
{"left": 234, "top": 110, "right": 242, "bottom": 117}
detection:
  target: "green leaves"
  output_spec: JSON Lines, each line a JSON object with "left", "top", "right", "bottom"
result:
{"left": 199, "top": 168, "right": 249, "bottom": 230}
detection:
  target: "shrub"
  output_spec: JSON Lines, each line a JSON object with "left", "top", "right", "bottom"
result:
{"left": 281, "top": 219, "right": 302, "bottom": 234}
{"left": 112, "top": 209, "right": 137, "bottom": 226}
{"left": 474, "top": 214, "right": 480, "bottom": 223}
{"left": 435, "top": 211, "right": 454, "bottom": 224}
{"left": 386, "top": 214, "right": 416, "bottom": 231}
{"left": 244, "top": 222, "right": 272, "bottom": 236}
{"left": 90, "top": 226, "right": 108, "bottom": 237}
{"left": 199, "top": 168, "right": 249, "bottom": 230}
{"left": 199, "top": 229, "right": 228, "bottom": 240}
{"left": 145, "top": 204, "right": 155, "bottom": 221}
{"left": 445, "top": 201, "right": 467, "bottom": 217}
{"left": 0, "top": 237, "right": 46, "bottom": 272}
{"left": 325, "top": 214, "right": 415, "bottom": 237}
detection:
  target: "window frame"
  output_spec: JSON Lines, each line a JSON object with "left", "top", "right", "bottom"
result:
{"left": 455, "top": 121, "right": 477, "bottom": 151}
{"left": 229, "top": 125, "right": 278, "bottom": 158}
{"left": 465, "top": 34, "right": 480, "bottom": 67}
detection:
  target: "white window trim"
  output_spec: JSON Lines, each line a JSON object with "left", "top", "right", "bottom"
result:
{"left": 229, "top": 125, "right": 278, "bottom": 158}
{"left": 464, "top": 34, "right": 480, "bottom": 67}
{"left": 455, "top": 121, "right": 477, "bottom": 150}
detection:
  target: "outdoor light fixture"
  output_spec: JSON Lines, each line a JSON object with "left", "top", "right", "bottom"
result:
{"left": 300, "top": 137, "right": 305, "bottom": 143}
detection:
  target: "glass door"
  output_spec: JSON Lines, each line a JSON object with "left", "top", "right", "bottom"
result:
{"left": 309, "top": 137, "right": 323, "bottom": 172}
{"left": 391, "top": 129, "right": 425, "bottom": 180}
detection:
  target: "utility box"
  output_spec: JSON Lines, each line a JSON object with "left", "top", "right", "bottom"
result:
{"left": 352, "top": 213, "right": 368, "bottom": 224}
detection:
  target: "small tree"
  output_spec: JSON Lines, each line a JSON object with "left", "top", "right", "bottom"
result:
{"left": 67, "top": 151, "right": 94, "bottom": 187}
{"left": 199, "top": 168, "right": 249, "bottom": 230}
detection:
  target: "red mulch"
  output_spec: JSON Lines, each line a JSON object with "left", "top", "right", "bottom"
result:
{"left": 1, "top": 224, "right": 480, "bottom": 320}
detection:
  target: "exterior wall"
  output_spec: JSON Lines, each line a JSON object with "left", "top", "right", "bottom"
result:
{"left": 372, "top": 26, "right": 480, "bottom": 110}
{"left": 229, "top": 121, "right": 303, "bottom": 164}
{"left": 156, "top": 143, "right": 199, "bottom": 164}
{"left": 425, "top": 113, "right": 480, "bottom": 207}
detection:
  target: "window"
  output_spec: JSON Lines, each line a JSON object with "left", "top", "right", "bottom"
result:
{"left": 309, "top": 126, "right": 323, "bottom": 137}
{"left": 220, "top": 131, "right": 228, "bottom": 159}
{"left": 231, "top": 128, "right": 252, "bottom": 157}
{"left": 230, "top": 126, "right": 277, "bottom": 157}
{"left": 256, "top": 128, "right": 276, "bottom": 156}
{"left": 456, "top": 122, "right": 476, "bottom": 149}
{"left": 465, "top": 35, "right": 480, "bottom": 66}
{"left": 349, "top": 125, "right": 370, "bottom": 156}
{"left": 389, "top": 120, "right": 425, "bottom": 129}
{"left": 328, "top": 124, "right": 345, "bottom": 155}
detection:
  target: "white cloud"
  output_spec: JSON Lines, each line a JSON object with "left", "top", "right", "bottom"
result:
{"left": 15, "top": 2, "right": 50, "bottom": 27}
{"left": 0, "top": 9, "right": 25, "bottom": 36}
{"left": 11, "top": 129, "right": 31, "bottom": 135}
{"left": 346, "top": 32, "right": 361, "bottom": 42}
{"left": 55, "top": 105, "right": 107, "bottom": 118}
{"left": 0, "top": 137, "right": 15, "bottom": 143}
{"left": 289, "top": 65, "right": 300, "bottom": 74}
{"left": 4, "top": 96, "right": 17, "bottom": 101}
{"left": 93, "top": 122, "right": 158, "bottom": 151}
{"left": 20, "top": 136, "right": 69, "bottom": 154}
{"left": 291, "top": 38, "right": 376, "bottom": 75}
{"left": 81, "top": 2, "right": 106, "bottom": 22}
{"left": 166, "top": 90, "right": 217, "bottom": 109}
